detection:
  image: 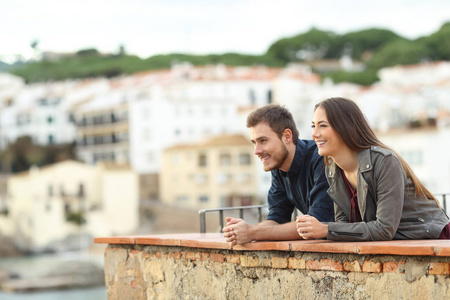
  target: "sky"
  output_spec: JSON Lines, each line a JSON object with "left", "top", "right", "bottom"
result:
{"left": 1, "top": 0, "right": 450, "bottom": 62}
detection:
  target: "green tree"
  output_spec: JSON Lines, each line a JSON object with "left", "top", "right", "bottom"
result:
{"left": 322, "top": 70, "right": 379, "bottom": 86}
{"left": 422, "top": 22, "right": 450, "bottom": 60}
{"left": 76, "top": 48, "right": 100, "bottom": 57}
{"left": 366, "top": 40, "right": 429, "bottom": 70}
{"left": 0, "top": 136, "right": 77, "bottom": 173}
{"left": 340, "top": 29, "right": 403, "bottom": 60}
{"left": 266, "top": 28, "right": 338, "bottom": 62}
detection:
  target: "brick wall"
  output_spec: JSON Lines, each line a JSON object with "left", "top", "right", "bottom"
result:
{"left": 95, "top": 234, "right": 450, "bottom": 299}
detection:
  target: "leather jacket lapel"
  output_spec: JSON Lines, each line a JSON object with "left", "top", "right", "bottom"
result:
{"left": 357, "top": 149, "right": 373, "bottom": 221}
{"left": 327, "top": 163, "right": 351, "bottom": 216}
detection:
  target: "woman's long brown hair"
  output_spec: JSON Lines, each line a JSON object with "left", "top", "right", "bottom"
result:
{"left": 315, "top": 97, "right": 439, "bottom": 204}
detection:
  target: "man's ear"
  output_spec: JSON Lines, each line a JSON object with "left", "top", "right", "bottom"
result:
{"left": 282, "top": 129, "right": 293, "bottom": 144}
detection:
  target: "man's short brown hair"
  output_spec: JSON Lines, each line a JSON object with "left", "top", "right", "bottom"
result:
{"left": 246, "top": 104, "right": 299, "bottom": 142}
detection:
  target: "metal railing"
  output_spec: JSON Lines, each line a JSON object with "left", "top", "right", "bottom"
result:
{"left": 435, "top": 193, "right": 448, "bottom": 213}
{"left": 199, "top": 193, "right": 450, "bottom": 234}
{"left": 199, "top": 205, "right": 267, "bottom": 233}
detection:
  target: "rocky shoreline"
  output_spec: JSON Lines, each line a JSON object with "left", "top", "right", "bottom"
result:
{"left": 0, "top": 235, "right": 20, "bottom": 258}
{"left": 0, "top": 260, "right": 104, "bottom": 293}
{"left": 0, "top": 251, "right": 105, "bottom": 293}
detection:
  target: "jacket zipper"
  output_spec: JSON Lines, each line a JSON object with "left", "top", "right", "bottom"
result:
{"left": 400, "top": 218, "right": 424, "bottom": 223}
{"left": 330, "top": 231, "right": 364, "bottom": 237}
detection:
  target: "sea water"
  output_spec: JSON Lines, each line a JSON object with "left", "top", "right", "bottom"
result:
{"left": 0, "top": 252, "right": 107, "bottom": 300}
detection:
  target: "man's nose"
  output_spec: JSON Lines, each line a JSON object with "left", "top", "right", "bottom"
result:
{"left": 254, "top": 144, "right": 263, "bottom": 155}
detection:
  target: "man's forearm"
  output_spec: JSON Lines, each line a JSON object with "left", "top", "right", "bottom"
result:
{"left": 250, "top": 220, "right": 302, "bottom": 241}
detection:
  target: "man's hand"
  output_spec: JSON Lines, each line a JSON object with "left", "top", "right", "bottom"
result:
{"left": 296, "top": 215, "right": 328, "bottom": 239}
{"left": 222, "top": 217, "right": 254, "bottom": 246}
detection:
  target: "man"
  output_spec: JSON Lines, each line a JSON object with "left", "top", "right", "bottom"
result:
{"left": 222, "top": 104, "right": 334, "bottom": 245}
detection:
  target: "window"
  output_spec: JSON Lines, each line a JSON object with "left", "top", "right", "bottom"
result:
{"left": 60, "top": 185, "right": 65, "bottom": 196}
{"left": 196, "top": 174, "right": 207, "bottom": 184}
{"left": 78, "top": 183, "right": 85, "bottom": 198}
{"left": 239, "top": 153, "right": 251, "bottom": 165}
{"left": 236, "top": 173, "right": 252, "bottom": 183}
{"left": 199, "top": 196, "right": 209, "bottom": 203}
{"left": 249, "top": 89, "right": 256, "bottom": 105}
{"left": 198, "top": 154, "right": 207, "bottom": 167}
{"left": 267, "top": 89, "right": 273, "bottom": 104}
{"left": 220, "top": 153, "right": 231, "bottom": 166}
{"left": 48, "top": 134, "right": 54, "bottom": 144}
{"left": 176, "top": 195, "right": 188, "bottom": 202}
{"left": 47, "top": 116, "right": 53, "bottom": 123}
{"left": 217, "top": 173, "right": 231, "bottom": 185}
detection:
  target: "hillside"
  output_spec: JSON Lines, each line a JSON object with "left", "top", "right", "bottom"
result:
{"left": 6, "top": 22, "right": 450, "bottom": 86}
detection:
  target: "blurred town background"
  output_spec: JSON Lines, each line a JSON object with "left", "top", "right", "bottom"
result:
{"left": 1, "top": 11, "right": 450, "bottom": 299}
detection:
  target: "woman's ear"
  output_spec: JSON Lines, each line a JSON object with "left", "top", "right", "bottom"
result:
{"left": 282, "top": 129, "right": 293, "bottom": 144}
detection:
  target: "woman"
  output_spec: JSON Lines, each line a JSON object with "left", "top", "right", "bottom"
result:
{"left": 296, "top": 97, "right": 450, "bottom": 241}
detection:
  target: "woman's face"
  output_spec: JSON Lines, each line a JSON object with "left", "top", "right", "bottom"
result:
{"left": 311, "top": 106, "right": 346, "bottom": 157}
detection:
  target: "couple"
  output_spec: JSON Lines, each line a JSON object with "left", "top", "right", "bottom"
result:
{"left": 223, "top": 97, "right": 450, "bottom": 244}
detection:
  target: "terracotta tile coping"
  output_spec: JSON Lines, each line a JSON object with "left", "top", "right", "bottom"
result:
{"left": 94, "top": 233, "right": 450, "bottom": 257}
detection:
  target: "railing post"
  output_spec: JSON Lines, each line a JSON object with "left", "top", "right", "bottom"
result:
{"left": 219, "top": 210, "right": 224, "bottom": 232}
{"left": 198, "top": 205, "right": 268, "bottom": 233}
{"left": 199, "top": 210, "right": 206, "bottom": 233}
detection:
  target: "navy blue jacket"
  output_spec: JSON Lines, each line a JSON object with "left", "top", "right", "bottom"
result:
{"left": 266, "top": 139, "right": 334, "bottom": 224}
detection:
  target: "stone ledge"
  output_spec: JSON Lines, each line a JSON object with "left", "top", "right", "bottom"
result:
{"left": 99, "top": 239, "right": 450, "bottom": 299}
{"left": 94, "top": 233, "right": 450, "bottom": 257}
{"left": 103, "top": 244, "right": 450, "bottom": 275}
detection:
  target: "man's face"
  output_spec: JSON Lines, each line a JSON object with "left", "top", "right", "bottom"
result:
{"left": 250, "top": 122, "right": 289, "bottom": 172}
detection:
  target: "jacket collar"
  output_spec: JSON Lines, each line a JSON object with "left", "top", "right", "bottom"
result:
{"left": 326, "top": 148, "right": 374, "bottom": 220}
{"left": 327, "top": 148, "right": 373, "bottom": 178}
{"left": 357, "top": 148, "right": 373, "bottom": 173}
{"left": 280, "top": 139, "right": 308, "bottom": 177}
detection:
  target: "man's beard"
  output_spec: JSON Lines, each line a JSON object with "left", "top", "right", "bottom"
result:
{"left": 263, "top": 142, "right": 289, "bottom": 172}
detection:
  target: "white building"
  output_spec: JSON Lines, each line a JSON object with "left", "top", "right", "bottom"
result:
{"left": 0, "top": 72, "right": 24, "bottom": 108}
{"left": 0, "top": 160, "right": 139, "bottom": 252}
{"left": 355, "top": 61, "right": 450, "bottom": 132}
{"left": 0, "top": 78, "right": 110, "bottom": 150}
{"left": 274, "top": 63, "right": 363, "bottom": 137}
{"left": 378, "top": 61, "right": 450, "bottom": 87}
{"left": 160, "top": 134, "right": 271, "bottom": 210}
{"left": 72, "top": 89, "right": 130, "bottom": 165}
{"left": 129, "top": 64, "right": 279, "bottom": 175}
